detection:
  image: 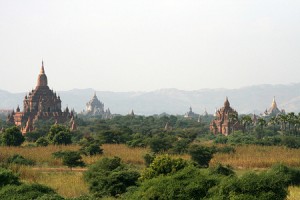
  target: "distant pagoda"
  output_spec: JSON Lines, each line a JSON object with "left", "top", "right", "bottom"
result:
{"left": 85, "top": 92, "right": 111, "bottom": 118}
{"left": 7, "top": 61, "right": 75, "bottom": 134}
{"left": 262, "top": 97, "right": 284, "bottom": 117}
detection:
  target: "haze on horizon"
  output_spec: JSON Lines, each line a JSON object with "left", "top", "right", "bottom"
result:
{"left": 0, "top": 0, "right": 300, "bottom": 93}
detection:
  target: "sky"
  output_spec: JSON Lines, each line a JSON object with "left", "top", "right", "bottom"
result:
{"left": 0, "top": 0, "right": 300, "bottom": 93}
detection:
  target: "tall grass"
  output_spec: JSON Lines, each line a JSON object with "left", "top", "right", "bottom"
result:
{"left": 210, "top": 145, "right": 300, "bottom": 169}
{"left": 287, "top": 186, "right": 300, "bottom": 200}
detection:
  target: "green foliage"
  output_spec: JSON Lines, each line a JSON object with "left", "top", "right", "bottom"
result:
{"left": 25, "top": 130, "right": 47, "bottom": 142}
{"left": 48, "top": 124, "right": 72, "bottom": 145}
{"left": 0, "top": 126, "right": 25, "bottom": 146}
{"left": 53, "top": 151, "right": 85, "bottom": 169}
{"left": 84, "top": 157, "right": 140, "bottom": 198}
{"left": 170, "top": 138, "right": 191, "bottom": 154}
{"left": 281, "top": 136, "right": 300, "bottom": 149}
{"left": 208, "top": 170, "right": 289, "bottom": 200}
{"left": 143, "top": 153, "right": 156, "bottom": 167}
{"left": 127, "top": 165, "right": 218, "bottom": 200}
{"left": 0, "top": 183, "right": 62, "bottom": 200}
{"left": 140, "top": 154, "right": 188, "bottom": 181}
{"left": 7, "top": 154, "right": 35, "bottom": 166}
{"left": 215, "top": 146, "right": 236, "bottom": 154}
{"left": 79, "top": 136, "right": 103, "bottom": 156}
{"left": 209, "top": 164, "right": 235, "bottom": 176}
{"left": 213, "top": 135, "right": 228, "bottom": 144}
{"left": 270, "top": 164, "right": 300, "bottom": 185}
{"left": 147, "top": 134, "right": 175, "bottom": 153}
{"left": 188, "top": 144, "right": 214, "bottom": 167}
{"left": 35, "top": 137, "right": 49, "bottom": 146}
{"left": 0, "top": 168, "right": 20, "bottom": 187}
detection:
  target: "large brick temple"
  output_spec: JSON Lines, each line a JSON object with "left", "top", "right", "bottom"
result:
{"left": 7, "top": 61, "right": 75, "bottom": 134}
{"left": 210, "top": 97, "right": 242, "bottom": 136}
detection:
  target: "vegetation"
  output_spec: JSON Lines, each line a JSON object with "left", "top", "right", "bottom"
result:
{"left": 0, "top": 113, "right": 300, "bottom": 199}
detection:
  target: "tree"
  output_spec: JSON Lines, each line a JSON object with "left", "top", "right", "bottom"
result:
{"left": 0, "top": 168, "right": 20, "bottom": 187}
{"left": 0, "top": 126, "right": 25, "bottom": 146}
{"left": 62, "top": 151, "right": 85, "bottom": 169}
{"left": 188, "top": 144, "right": 214, "bottom": 168}
{"left": 240, "top": 115, "right": 253, "bottom": 133}
{"left": 47, "top": 124, "right": 72, "bottom": 145}
{"left": 53, "top": 151, "right": 85, "bottom": 169}
{"left": 84, "top": 157, "right": 140, "bottom": 197}
{"left": 35, "top": 137, "right": 49, "bottom": 147}
{"left": 140, "top": 154, "right": 188, "bottom": 180}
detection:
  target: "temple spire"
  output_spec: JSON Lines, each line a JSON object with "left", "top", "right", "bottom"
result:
{"left": 40, "top": 60, "right": 45, "bottom": 74}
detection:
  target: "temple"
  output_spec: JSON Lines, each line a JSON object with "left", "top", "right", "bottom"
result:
{"left": 7, "top": 61, "right": 75, "bottom": 134}
{"left": 210, "top": 97, "right": 242, "bottom": 136}
{"left": 84, "top": 92, "right": 111, "bottom": 118}
{"left": 184, "top": 106, "right": 198, "bottom": 119}
{"left": 262, "top": 97, "right": 284, "bottom": 117}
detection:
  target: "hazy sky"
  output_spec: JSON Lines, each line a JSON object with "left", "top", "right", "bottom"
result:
{"left": 0, "top": 0, "right": 300, "bottom": 93}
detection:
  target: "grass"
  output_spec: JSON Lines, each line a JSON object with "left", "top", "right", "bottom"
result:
{"left": 36, "top": 172, "right": 89, "bottom": 198}
{"left": 2, "top": 144, "right": 300, "bottom": 198}
{"left": 287, "top": 186, "right": 300, "bottom": 200}
{"left": 210, "top": 145, "right": 300, "bottom": 169}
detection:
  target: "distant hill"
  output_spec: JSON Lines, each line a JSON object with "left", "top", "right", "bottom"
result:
{"left": 1, "top": 83, "right": 300, "bottom": 115}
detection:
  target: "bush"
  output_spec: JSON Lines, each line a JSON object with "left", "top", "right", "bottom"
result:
{"left": 170, "top": 139, "right": 191, "bottom": 154}
{"left": 84, "top": 157, "right": 140, "bottom": 198}
{"left": 188, "top": 144, "right": 214, "bottom": 167}
{"left": 127, "top": 165, "right": 219, "bottom": 200}
{"left": 140, "top": 154, "right": 188, "bottom": 180}
{"left": 0, "top": 168, "right": 20, "bottom": 188}
{"left": 208, "top": 170, "right": 289, "bottom": 200}
{"left": 143, "top": 153, "right": 156, "bottom": 167}
{"left": 35, "top": 137, "right": 49, "bottom": 147}
{"left": 47, "top": 124, "right": 72, "bottom": 145}
{"left": 270, "top": 164, "right": 300, "bottom": 185}
{"left": 7, "top": 154, "right": 35, "bottom": 166}
{"left": 0, "top": 183, "right": 62, "bottom": 200}
{"left": 53, "top": 151, "right": 85, "bottom": 169}
{"left": 214, "top": 135, "right": 228, "bottom": 144}
{"left": 209, "top": 164, "right": 235, "bottom": 176}
{"left": 79, "top": 137, "right": 103, "bottom": 156}
{"left": 215, "top": 146, "right": 236, "bottom": 154}
{"left": 281, "top": 136, "right": 300, "bottom": 149}
{"left": 0, "top": 126, "right": 25, "bottom": 146}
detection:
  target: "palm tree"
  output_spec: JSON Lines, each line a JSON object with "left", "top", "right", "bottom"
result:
{"left": 268, "top": 116, "right": 278, "bottom": 134}
{"left": 278, "top": 114, "right": 288, "bottom": 135}
{"left": 240, "top": 115, "right": 252, "bottom": 133}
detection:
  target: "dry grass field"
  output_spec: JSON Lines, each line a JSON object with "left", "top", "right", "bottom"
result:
{"left": 1, "top": 144, "right": 300, "bottom": 198}
{"left": 210, "top": 145, "right": 300, "bottom": 169}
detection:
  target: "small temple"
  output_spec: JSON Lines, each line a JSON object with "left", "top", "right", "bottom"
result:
{"left": 184, "top": 106, "right": 198, "bottom": 119}
{"left": 84, "top": 92, "right": 111, "bottom": 118}
{"left": 7, "top": 61, "right": 75, "bottom": 134}
{"left": 210, "top": 97, "right": 242, "bottom": 136}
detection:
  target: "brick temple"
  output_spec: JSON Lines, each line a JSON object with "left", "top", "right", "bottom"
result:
{"left": 7, "top": 61, "right": 75, "bottom": 134}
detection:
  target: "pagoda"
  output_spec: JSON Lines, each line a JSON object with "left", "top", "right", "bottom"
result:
{"left": 210, "top": 97, "right": 242, "bottom": 136}
{"left": 7, "top": 61, "right": 75, "bottom": 134}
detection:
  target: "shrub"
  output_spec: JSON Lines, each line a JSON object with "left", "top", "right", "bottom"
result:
{"left": 188, "top": 144, "right": 214, "bottom": 167}
{"left": 209, "top": 164, "right": 235, "bottom": 176}
{"left": 215, "top": 146, "right": 236, "bottom": 154}
{"left": 7, "top": 154, "right": 35, "bottom": 166}
{"left": 53, "top": 151, "right": 85, "bottom": 169}
{"left": 47, "top": 124, "right": 72, "bottom": 145}
{"left": 170, "top": 139, "right": 191, "bottom": 154}
{"left": 0, "top": 184, "right": 62, "bottom": 200}
{"left": 140, "top": 154, "right": 188, "bottom": 180}
{"left": 0, "top": 126, "right": 25, "bottom": 146}
{"left": 0, "top": 168, "right": 20, "bottom": 188}
{"left": 127, "top": 165, "right": 219, "bottom": 200}
{"left": 281, "top": 136, "right": 300, "bottom": 149}
{"left": 214, "top": 135, "right": 228, "bottom": 144}
{"left": 143, "top": 153, "right": 156, "bottom": 167}
{"left": 270, "top": 164, "right": 300, "bottom": 185}
{"left": 84, "top": 157, "right": 140, "bottom": 198}
{"left": 35, "top": 137, "right": 49, "bottom": 147}
{"left": 208, "top": 170, "right": 289, "bottom": 200}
